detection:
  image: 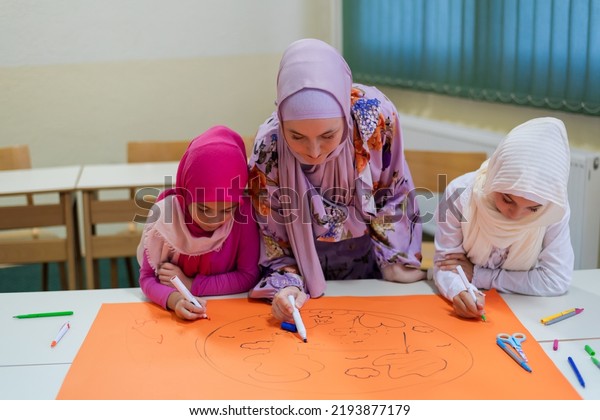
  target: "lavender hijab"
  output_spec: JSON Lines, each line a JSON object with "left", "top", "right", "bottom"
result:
{"left": 276, "top": 39, "right": 355, "bottom": 297}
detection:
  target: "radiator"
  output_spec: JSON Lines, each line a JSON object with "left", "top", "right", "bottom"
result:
{"left": 400, "top": 113, "right": 600, "bottom": 269}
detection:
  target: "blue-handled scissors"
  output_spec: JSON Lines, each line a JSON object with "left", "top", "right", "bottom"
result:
{"left": 497, "top": 332, "right": 528, "bottom": 361}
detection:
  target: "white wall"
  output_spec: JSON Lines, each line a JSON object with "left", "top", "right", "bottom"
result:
{"left": 0, "top": 0, "right": 337, "bottom": 166}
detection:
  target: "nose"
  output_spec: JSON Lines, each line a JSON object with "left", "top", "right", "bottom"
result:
{"left": 509, "top": 207, "right": 527, "bottom": 220}
{"left": 305, "top": 140, "right": 320, "bottom": 158}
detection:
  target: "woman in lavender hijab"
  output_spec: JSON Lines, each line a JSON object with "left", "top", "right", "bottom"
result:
{"left": 248, "top": 39, "right": 425, "bottom": 321}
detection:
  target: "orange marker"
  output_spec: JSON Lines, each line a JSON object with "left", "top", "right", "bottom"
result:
{"left": 51, "top": 322, "right": 70, "bottom": 348}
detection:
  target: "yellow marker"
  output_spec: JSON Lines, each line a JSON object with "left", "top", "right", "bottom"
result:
{"left": 540, "top": 308, "right": 582, "bottom": 324}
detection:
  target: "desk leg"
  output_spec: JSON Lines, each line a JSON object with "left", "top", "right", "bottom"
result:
{"left": 82, "top": 191, "right": 95, "bottom": 290}
{"left": 61, "top": 192, "right": 77, "bottom": 290}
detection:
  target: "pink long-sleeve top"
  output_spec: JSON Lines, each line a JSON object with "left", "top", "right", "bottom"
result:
{"left": 138, "top": 213, "right": 260, "bottom": 309}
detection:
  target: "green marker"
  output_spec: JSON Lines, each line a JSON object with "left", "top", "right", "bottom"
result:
{"left": 584, "top": 344, "right": 596, "bottom": 356}
{"left": 13, "top": 311, "right": 74, "bottom": 319}
{"left": 591, "top": 356, "right": 600, "bottom": 369}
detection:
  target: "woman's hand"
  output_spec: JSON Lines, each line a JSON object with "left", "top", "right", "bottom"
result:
{"left": 272, "top": 286, "right": 308, "bottom": 322}
{"left": 436, "top": 253, "right": 474, "bottom": 280}
{"left": 381, "top": 264, "right": 427, "bottom": 283}
{"left": 167, "top": 292, "right": 209, "bottom": 321}
{"left": 157, "top": 262, "right": 192, "bottom": 288}
{"left": 452, "top": 290, "right": 485, "bottom": 319}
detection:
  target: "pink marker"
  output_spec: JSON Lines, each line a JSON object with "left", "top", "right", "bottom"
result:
{"left": 553, "top": 339, "right": 559, "bottom": 351}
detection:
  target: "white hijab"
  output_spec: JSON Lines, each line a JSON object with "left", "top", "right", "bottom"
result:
{"left": 462, "top": 117, "right": 570, "bottom": 270}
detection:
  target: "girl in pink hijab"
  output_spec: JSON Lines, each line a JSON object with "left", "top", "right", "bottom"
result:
{"left": 248, "top": 39, "right": 425, "bottom": 321}
{"left": 138, "top": 126, "right": 260, "bottom": 320}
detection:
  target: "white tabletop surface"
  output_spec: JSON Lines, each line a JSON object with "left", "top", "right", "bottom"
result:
{"left": 0, "top": 165, "right": 81, "bottom": 196}
{"left": 76, "top": 162, "right": 178, "bottom": 190}
{"left": 1, "top": 271, "right": 598, "bottom": 400}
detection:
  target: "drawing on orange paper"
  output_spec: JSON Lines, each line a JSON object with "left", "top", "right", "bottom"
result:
{"left": 57, "top": 292, "right": 582, "bottom": 400}
{"left": 199, "top": 309, "right": 472, "bottom": 395}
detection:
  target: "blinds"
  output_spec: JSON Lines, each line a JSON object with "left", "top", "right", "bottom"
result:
{"left": 343, "top": 0, "right": 600, "bottom": 116}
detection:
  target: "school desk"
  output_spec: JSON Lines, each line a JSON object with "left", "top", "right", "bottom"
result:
{"left": 0, "top": 165, "right": 81, "bottom": 290}
{"left": 76, "top": 162, "right": 178, "bottom": 290}
{"left": 0, "top": 271, "right": 598, "bottom": 399}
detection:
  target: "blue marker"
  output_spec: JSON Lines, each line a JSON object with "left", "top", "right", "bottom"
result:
{"left": 496, "top": 338, "right": 532, "bottom": 373}
{"left": 567, "top": 356, "right": 585, "bottom": 388}
{"left": 281, "top": 322, "right": 297, "bottom": 333}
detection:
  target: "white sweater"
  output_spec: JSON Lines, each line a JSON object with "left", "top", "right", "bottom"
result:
{"left": 433, "top": 172, "right": 573, "bottom": 302}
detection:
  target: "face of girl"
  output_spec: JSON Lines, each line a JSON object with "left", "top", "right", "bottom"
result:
{"left": 282, "top": 117, "right": 345, "bottom": 165}
{"left": 188, "top": 201, "right": 238, "bottom": 231}
{"left": 492, "top": 193, "right": 543, "bottom": 220}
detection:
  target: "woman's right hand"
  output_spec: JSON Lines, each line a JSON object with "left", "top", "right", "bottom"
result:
{"left": 272, "top": 286, "right": 308, "bottom": 322}
{"left": 452, "top": 290, "right": 485, "bottom": 319}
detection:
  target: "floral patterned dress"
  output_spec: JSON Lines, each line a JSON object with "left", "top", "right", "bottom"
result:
{"left": 248, "top": 85, "right": 423, "bottom": 299}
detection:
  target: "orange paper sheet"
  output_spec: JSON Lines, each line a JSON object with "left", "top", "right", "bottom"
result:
{"left": 57, "top": 291, "right": 580, "bottom": 399}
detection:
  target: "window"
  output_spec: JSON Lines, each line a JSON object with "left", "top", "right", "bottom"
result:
{"left": 343, "top": 0, "right": 600, "bottom": 116}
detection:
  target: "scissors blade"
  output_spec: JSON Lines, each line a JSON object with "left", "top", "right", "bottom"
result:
{"left": 511, "top": 335, "right": 528, "bottom": 362}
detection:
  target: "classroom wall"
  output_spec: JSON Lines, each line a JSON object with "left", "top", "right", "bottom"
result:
{"left": 382, "top": 88, "right": 600, "bottom": 153}
{"left": 0, "top": 0, "right": 337, "bottom": 166}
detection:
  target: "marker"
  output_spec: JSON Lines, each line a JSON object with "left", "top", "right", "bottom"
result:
{"left": 540, "top": 308, "right": 583, "bottom": 324}
{"left": 13, "top": 311, "right": 73, "bottom": 319}
{"left": 456, "top": 265, "right": 486, "bottom": 322}
{"left": 281, "top": 322, "right": 297, "bottom": 333}
{"left": 51, "top": 322, "right": 70, "bottom": 348}
{"left": 169, "top": 276, "right": 208, "bottom": 319}
{"left": 542, "top": 309, "right": 584, "bottom": 326}
{"left": 496, "top": 338, "right": 532, "bottom": 373}
{"left": 288, "top": 295, "right": 307, "bottom": 343}
{"left": 584, "top": 344, "right": 595, "bottom": 356}
{"left": 553, "top": 339, "right": 559, "bottom": 351}
{"left": 567, "top": 356, "right": 585, "bottom": 388}
{"left": 591, "top": 356, "right": 600, "bottom": 370}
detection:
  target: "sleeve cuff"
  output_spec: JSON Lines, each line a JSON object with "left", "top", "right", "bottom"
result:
{"left": 248, "top": 272, "right": 304, "bottom": 301}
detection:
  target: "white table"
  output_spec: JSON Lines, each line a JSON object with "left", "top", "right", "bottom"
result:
{"left": 76, "top": 162, "right": 178, "bottom": 289}
{"left": 0, "top": 165, "right": 81, "bottom": 290}
{"left": 0, "top": 271, "right": 598, "bottom": 400}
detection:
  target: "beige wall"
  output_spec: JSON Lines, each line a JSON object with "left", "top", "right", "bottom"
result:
{"left": 0, "top": 0, "right": 337, "bottom": 167}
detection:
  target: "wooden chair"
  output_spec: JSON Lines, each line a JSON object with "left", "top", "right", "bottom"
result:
{"left": 404, "top": 149, "right": 488, "bottom": 270}
{"left": 126, "top": 140, "right": 190, "bottom": 163}
{"left": 0, "top": 145, "right": 68, "bottom": 290}
{"left": 99, "top": 141, "right": 189, "bottom": 287}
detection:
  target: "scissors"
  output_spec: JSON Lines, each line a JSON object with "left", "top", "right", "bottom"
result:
{"left": 497, "top": 332, "right": 528, "bottom": 361}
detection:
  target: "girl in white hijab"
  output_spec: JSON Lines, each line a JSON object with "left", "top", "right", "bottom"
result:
{"left": 434, "top": 117, "right": 573, "bottom": 319}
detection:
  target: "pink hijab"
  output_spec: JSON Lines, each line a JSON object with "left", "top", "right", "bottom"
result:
{"left": 276, "top": 39, "right": 355, "bottom": 297}
{"left": 138, "top": 125, "right": 249, "bottom": 270}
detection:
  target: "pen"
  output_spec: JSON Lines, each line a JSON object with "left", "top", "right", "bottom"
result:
{"left": 288, "top": 295, "right": 307, "bottom": 343}
{"left": 496, "top": 338, "right": 532, "bottom": 372}
{"left": 51, "top": 322, "right": 70, "bottom": 348}
{"left": 13, "top": 311, "right": 74, "bottom": 319}
{"left": 169, "top": 276, "right": 208, "bottom": 319}
{"left": 591, "top": 356, "right": 600, "bottom": 370}
{"left": 567, "top": 356, "right": 585, "bottom": 388}
{"left": 540, "top": 308, "right": 583, "bottom": 324}
{"left": 542, "top": 309, "right": 584, "bottom": 326}
{"left": 456, "top": 265, "right": 486, "bottom": 321}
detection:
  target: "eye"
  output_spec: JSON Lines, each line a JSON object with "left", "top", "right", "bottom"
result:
{"left": 502, "top": 194, "right": 513, "bottom": 204}
{"left": 321, "top": 134, "right": 335, "bottom": 140}
{"left": 529, "top": 207, "right": 540, "bottom": 213}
